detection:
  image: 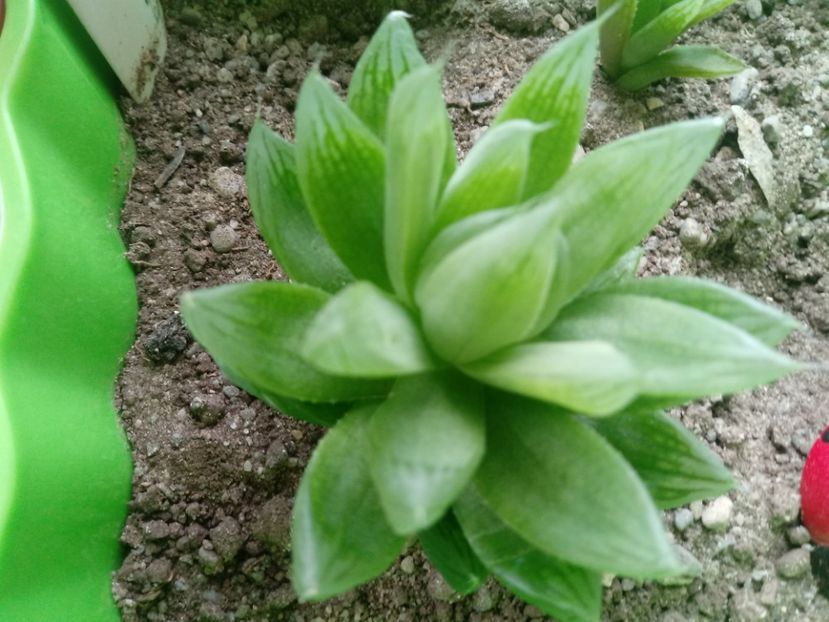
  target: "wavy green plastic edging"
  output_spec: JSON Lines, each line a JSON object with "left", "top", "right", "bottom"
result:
{"left": 0, "top": 1, "right": 136, "bottom": 620}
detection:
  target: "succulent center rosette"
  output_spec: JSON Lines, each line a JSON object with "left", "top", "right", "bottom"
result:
{"left": 181, "top": 13, "right": 803, "bottom": 620}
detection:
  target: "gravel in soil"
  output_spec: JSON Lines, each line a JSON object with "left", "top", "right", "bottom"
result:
{"left": 114, "top": 1, "right": 829, "bottom": 620}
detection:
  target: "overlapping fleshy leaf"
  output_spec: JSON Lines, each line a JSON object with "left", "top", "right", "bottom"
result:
{"left": 369, "top": 372, "right": 485, "bottom": 534}
{"left": 494, "top": 21, "right": 600, "bottom": 197}
{"left": 591, "top": 409, "right": 734, "bottom": 508}
{"left": 455, "top": 488, "right": 603, "bottom": 622}
{"left": 292, "top": 404, "right": 405, "bottom": 601}
{"left": 302, "top": 281, "right": 435, "bottom": 378}
{"left": 419, "top": 511, "right": 488, "bottom": 594}
{"left": 473, "top": 396, "right": 683, "bottom": 578}
{"left": 347, "top": 11, "right": 426, "bottom": 138}
{"left": 180, "top": 282, "right": 389, "bottom": 403}
{"left": 384, "top": 64, "right": 456, "bottom": 301}
{"left": 245, "top": 119, "right": 352, "bottom": 292}
{"left": 295, "top": 72, "right": 389, "bottom": 288}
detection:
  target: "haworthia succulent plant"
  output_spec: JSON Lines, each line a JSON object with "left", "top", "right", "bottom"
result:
{"left": 181, "top": 12, "right": 805, "bottom": 620}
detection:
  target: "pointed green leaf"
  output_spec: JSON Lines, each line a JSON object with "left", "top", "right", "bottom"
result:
{"left": 591, "top": 410, "right": 734, "bottom": 509}
{"left": 302, "top": 281, "right": 435, "bottom": 378}
{"left": 534, "top": 118, "right": 723, "bottom": 329}
{"left": 463, "top": 341, "right": 638, "bottom": 416}
{"left": 455, "top": 489, "right": 603, "bottom": 622}
{"left": 180, "top": 282, "right": 389, "bottom": 403}
{"left": 604, "top": 276, "right": 799, "bottom": 346}
{"left": 621, "top": 0, "right": 705, "bottom": 70}
{"left": 419, "top": 511, "right": 488, "bottom": 595}
{"left": 688, "top": 0, "right": 738, "bottom": 27}
{"left": 435, "top": 120, "right": 546, "bottom": 230}
{"left": 292, "top": 404, "right": 405, "bottom": 601}
{"left": 347, "top": 11, "right": 426, "bottom": 138}
{"left": 474, "top": 396, "right": 681, "bottom": 578}
{"left": 616, "top": 45, "right": 745, "bottom": 91}
{"left": 245, "top": 119, "right": 352, "bottom": 292}
{"left": 494, "top": 21, "right": 600, "bottom": 198}
{"left": 598, "top": 0, "right": 637, "bottom": 77}
{"left": 295, "top": 71, "right": 390, "bottom": 288}
{"left": 419, "top": 206, "right": 521, "bottom": 272}
{"left": 385, "top": 64, "right": 456, "bottom": 301}
{"left": 580, "top": 246, "right": 643, "bottom": 296}
{"left": 544, "top": 292, "right": 803, "bottom": 404}
{"left": 415, "top": 206, "right": 560, "bottom": 363}
{"left": 632, "top": 0, "right": 664, "bottom": 32}
{"left": 369, "top": 372, "right": 485, "bottom": 534}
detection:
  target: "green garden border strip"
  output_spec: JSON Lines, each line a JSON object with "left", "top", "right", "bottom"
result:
{"left": 0, "top": 0, "right": 136, "bottom": 619}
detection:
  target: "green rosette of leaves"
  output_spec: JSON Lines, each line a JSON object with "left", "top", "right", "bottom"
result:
{"left": 598, "top": 0, "right": 746, "bottom": 90}
{"left": 181, "top": 12, "right": 802, "bottom": 621}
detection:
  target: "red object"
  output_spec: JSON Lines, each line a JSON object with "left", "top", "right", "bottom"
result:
{"left": 801, "top": 426, "right": 829, "bottom": 547}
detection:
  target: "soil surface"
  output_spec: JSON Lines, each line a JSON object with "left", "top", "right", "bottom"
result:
{"left": 114, "top": 1, "right": 829, "bottom": 620}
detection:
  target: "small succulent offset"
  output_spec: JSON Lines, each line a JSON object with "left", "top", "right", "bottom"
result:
{"left": 598, "top": 0, "right": 745, "bottom": 90}
{"left": 181, "top": 13, "right": 802, "bottom": 620}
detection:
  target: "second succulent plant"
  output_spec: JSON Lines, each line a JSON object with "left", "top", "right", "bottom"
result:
{"left": 598, "top": 0, "right": 746, "bottom": 90}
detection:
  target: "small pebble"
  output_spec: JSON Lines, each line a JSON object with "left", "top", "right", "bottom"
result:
{"left": 189, "top": 393, "right": 226, "bottom": 427}
{"left": 209, "top": 167, "right": 244, "bottom": 198}
{"left": 400, "top": 556, "right": 415, "bottom": 574}
{"left": 144, "top": 315, "right": 189, "bottom": 364}
{"left": 210, "top": 517, "right": 244, "bottom": 562}
{"left": 184, "top": 248, "right": 207, "bottom": 273}
{"left": 645, "top": 97, "right": 664, "bottom": 110}
{"left": 702, "top": 496, "right": 733, "bottom": 532}
{"left": 730, "top": 68, "right": 759, "bottom": 105}
{"left": 674, "top": 508, "right": 695, "bottom": 532}
{"left": 180, "top": 7, "right": 204, "bottom": 27}
{"left": 202, "top": 211, "right": 220, "bottom": 231}
{"left": 775, "top": 547, "right": 811, "bottom": 579}
{"left": 803, "top": 124, "right": 814, "bottom": 138}
{"left": 469, "top": 89, "right": 496, "bottom": 109}
{"left": 143, "top": 520, "right": 171, "bottom": 541}
{"left": 744, "top": 0, "right": 763, "bottom": 19}
{"left": 792, "top": 429, "right": 813, "bottom": 456}
{"left": 251, "top": 496, "right": 292, "bottom": 554}
{"left": 761, "top": 115, "right": 782, "bottom": 146}
{"left": 426, "top": 571, "right": 458, "bottom": 602}
{"left": 216, "top": 67, "right": 234, "bottom": 83}
{"left": 787, "top": 525, "right": 812, "bottom": 546}
{"left": 552, "top": 14, "right": 570, "bottom": 31}
{"left": 679, "top": 217, "right": 708, "bottom": 248}
{"left": 472, "top": 585, "right": 496, "bottom": 612}
{"left": 146, "top": 558, "right": 173, "bottom": 584}
{"left": 769, "top": 487, "right": 800, "bottom": 526}
{"left": 210, "top": 224, "right": 238, "bottom": 253}
{"left": 198, "top": 545, "right": 223, "bottom": 575}
{"left": 759, "top": 576, "right": 779, "bottom": 606}
{"left": 730, "top": 586, "right": 767, "bottom": 621}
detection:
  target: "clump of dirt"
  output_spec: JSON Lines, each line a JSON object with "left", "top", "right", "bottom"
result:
{"left": 114, "top": 1, "right": 829, "bottom": 620}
